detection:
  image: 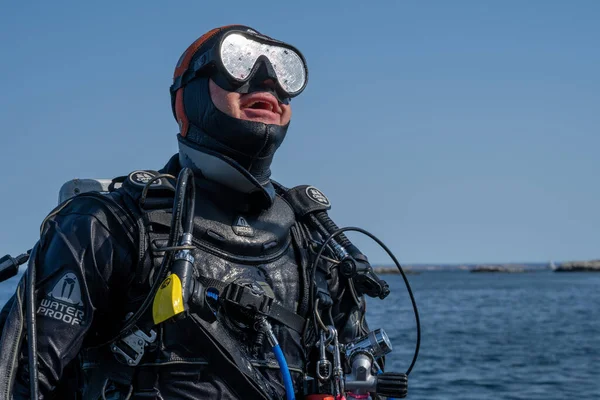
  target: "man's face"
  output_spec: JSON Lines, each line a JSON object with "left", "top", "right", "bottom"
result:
{"left": 209, "top": 79, "right": 292, "bottom": 126}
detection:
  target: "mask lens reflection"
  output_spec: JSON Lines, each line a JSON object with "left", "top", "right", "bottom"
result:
{"left": 220, "top": 33, "right": 306, "bottom": 95}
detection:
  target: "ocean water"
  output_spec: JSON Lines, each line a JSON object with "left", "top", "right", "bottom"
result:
{"left": 366, "top": 271, "right": 600, "bottom": 400}
{"left": 1, "top": 270, "right": 599, "bottom": 399}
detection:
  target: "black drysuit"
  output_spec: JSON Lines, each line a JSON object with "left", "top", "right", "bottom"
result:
{"left": 2, "top": 155, "right": 368, "bottom": 399}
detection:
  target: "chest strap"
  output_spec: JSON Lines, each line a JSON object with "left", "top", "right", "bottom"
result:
{"left": 199, "top": 277, "right": 306, "bottom": 334}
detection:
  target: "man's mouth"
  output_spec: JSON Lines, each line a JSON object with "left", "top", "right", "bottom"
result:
{"left": 239, "top": 92, "right": 283, "bottom": 124}
{"left": 245, "top": 101, "right": 275, "bottom": 112}
{"left": 240, "top": 93, "right": 282, "bottom": 114}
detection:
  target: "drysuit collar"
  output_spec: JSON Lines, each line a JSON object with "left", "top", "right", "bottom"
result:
{"left": 167, "top": 148, "right": 276, "bottom": 211}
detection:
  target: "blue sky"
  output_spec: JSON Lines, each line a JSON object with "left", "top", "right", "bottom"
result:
{"left": 0, "top": 1, "right": 598, "bottom": 264}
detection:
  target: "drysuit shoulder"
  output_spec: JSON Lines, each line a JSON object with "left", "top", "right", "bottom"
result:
{"left": 53, "top": 178, "right": 139, "bottom": 250}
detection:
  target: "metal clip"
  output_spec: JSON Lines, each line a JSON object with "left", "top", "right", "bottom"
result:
{"left": 316, "top": 330, "right": 332, "bottom": 381}
{"left": 111, "top": 328, "right": 157, "bottom": 366}
{"left": 330, "top": 326, "right": 345, "bottom": 396}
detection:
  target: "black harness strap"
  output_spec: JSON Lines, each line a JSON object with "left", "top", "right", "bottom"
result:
{"left": 81, "top": 349, "right": 135, "bottom": 400}
{"left": 119, "top": 193, "right": 153, "bottom": 287}
{"left": 187, "top": 313, "right": 274, "bottom": 400}
{"left": 272, "top": 182, "right": 338, "bottom": 352}
{"left": 199, "top": 276, "right": 307, "bottom": 334}
{"left": 269, "top": 302, "right": 305, "bottom": 334}
{"left": 132, "top": 365, "right": 160, "bottom": 398}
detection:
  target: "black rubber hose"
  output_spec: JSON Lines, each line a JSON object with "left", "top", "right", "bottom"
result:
{"left": 309, "top": 227, "right": 421, "bottom": 376}
{"left": 314, "top": 211, "right": 358, "bottom": 254}
{"left": 179, "top": 168, "right": 196, "bottom": 236}
{"left": 0, "top": 251, "right": 30, "bottom": 283}
{"left": 26, "top": 245, "right": 39, "bottom": 399}
{"left": 100, "top": 168, "right": 194, "bottom": 345}
{"left": 291, "top": 225, "right": 310, "bottom": 317}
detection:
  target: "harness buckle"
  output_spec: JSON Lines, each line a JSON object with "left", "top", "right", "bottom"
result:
{"left": 223, "top": 282, "right": 274, "bottom": 314}
{"left": 111, "top": 328, "right": 157, "bottom": 366}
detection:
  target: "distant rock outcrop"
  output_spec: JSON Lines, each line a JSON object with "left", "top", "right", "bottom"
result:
{"left": 554, "top": 260, "right": 600, "bottom": 272}
{"left": 470, "top": 265, "right": 525, "bottom": 273}
{"left": 372, "top": 260, "right": 600, "bottom": 273}
{"left": 374, "top": 267, "right": 419, "bottom": 275}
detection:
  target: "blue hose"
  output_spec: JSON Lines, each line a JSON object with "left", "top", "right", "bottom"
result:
{"left": 272, "top": 343, "right": 296, "bottom": 400}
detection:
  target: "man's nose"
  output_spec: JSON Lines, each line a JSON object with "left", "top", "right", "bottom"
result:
{"left": 260, "top": 79, "right": 277, "bottom": 90}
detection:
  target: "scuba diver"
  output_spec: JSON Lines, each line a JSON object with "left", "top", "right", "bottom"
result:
{"left": 0, "top": 25, "right": 417, "bottom": 399}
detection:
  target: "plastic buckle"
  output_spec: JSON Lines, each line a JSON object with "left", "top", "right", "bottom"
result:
{"left": 111, "top": 328, "right": 157, "bottom": 366}
{"left": 224, "top": 282, "right": 274, "bottom": 314}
